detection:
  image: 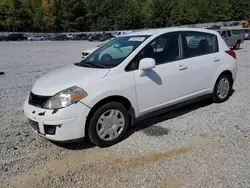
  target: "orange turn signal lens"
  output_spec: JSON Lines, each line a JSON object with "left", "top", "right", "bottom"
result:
{"left": 71, "top": 93, "right": 87, "bottom": 101}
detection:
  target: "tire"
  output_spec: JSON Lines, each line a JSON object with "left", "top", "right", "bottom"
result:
{"left": 233, "top": 41, "right": 240, "bottom": 50}
{"left": 87, "top": 102, "right": 130, "bottom": 147}
{"left": 213, "top": 74, "right": 232, "bottom": 103}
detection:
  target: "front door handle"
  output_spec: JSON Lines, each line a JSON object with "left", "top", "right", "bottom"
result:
{"left": 178, "top": 65, "right": 187, "bottom": 71}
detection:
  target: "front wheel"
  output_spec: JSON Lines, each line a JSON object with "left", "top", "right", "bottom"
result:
{"left": 87, "top": 102, "right": 129, "bottom": 147}
{"left": 213, "top": 74, "right": 232, "bottom": 103}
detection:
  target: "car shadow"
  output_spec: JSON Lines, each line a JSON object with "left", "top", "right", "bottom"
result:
{"left": 124, "top": 97, "right": 213, "bottom": 139}
{"left": 146, "top": 70, "right": 162, "bottom": 85}
{"left": 50, "top": 138, "right": 95, "bottom": 150}
{"left": 126, "top": 88, "right": 235, "bottom": 138}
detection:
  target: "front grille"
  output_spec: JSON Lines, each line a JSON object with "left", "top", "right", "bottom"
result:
{"left": 28, "top": 119, "right": 40, "bottom": 132}
{"left": 28, "top": 92, "right": 51, "bottom": 108}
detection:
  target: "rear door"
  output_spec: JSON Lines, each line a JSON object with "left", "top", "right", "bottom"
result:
{"left": 179, "top": 31, "right": 220, "bottom": 93}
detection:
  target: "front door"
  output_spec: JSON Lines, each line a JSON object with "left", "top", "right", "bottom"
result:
{"left": 133, "top": 32, "right": 188, "bottom": 115}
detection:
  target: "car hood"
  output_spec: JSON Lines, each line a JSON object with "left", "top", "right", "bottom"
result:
{"left": 32, "top": 64, "right": 110, "bottom": 96}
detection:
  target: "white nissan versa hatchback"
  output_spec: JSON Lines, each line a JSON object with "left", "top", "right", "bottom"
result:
{"left": 23, "top": 28, "right": 237, "bottom": 147}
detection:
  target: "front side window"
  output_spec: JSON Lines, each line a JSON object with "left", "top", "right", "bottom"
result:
{"left": 139, "top": 33, "right": 180, "bottom": 65}
{"left": 182, "top": 32, "right": 218, "bottom": 58}
{"left": 227, "top": 30, "right": 231, "bottom": 37}
{"left": 76, "top": 35, "right": 150, "bottom": 68}
{"left": 126, "top": 33, "right": 180, "bottom": 71}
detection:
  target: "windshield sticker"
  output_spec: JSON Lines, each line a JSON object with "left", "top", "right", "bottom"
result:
{"left": 128, "top": 37, "right": 146, "bottom": 42}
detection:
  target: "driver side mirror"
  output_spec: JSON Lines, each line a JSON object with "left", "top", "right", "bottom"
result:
{"left": 139, "top": 58, "right": 156, "bottom": 77}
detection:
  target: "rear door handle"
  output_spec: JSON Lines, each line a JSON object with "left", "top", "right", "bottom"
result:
{"left": 178, "top": 65, "right": 187, "bottom": 71}
{"left": 214, "top": 58, "right": 220, "bottom": 62}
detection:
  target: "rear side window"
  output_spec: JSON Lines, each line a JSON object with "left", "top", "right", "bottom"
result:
{"left": 227, "top": 30, "right": 231, "bottom": 37}
{"left": 182, "top": 32, "right": 218, "bottom": 58}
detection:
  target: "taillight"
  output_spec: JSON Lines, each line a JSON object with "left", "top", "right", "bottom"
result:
{"left": 225, "top": 50, "right": 236, "bottom": 59}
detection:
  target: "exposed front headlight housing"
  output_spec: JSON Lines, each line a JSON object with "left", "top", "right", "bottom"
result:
{"left": 43, "top": 86, "right": 87, "bottom": 109}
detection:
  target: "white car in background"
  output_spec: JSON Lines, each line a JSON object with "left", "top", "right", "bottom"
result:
{"left": 82, "top": 40, "right": 111, "bottom": 58}
{"left": 28, "top": 35, "right": 45, "bottom": 41}
{"left": 82, "top": 44, "right": 101, "bottom": 59}
{"left": 24, "top": 28, "right": 237, "bottom": 147}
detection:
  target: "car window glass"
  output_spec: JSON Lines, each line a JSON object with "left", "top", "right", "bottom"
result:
{"left": 227, "top": 30, "right": 231, "bottom": 37}
{"left": 221, "top": 31, "right": 227, "bottom": 38}
{"left": 97, "top": 42, "right": 135, "bottom": 61}
{"left": 139, "top": 33, "right": 180, "bottom": 65}
{"left": 182, "top": 32, "right": 217, "bottom": 58}
{"left": 81, "top": 35, "right": 150, "bottom": 68}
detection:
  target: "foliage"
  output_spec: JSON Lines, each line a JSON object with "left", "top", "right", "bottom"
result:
{"left": 0, "top": 0, "right": 250, "bottom": 32}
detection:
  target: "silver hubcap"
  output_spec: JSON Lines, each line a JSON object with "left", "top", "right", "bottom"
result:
{"left": 217, "top": 78, "right": 230, "bottom": 99}
{"left": 96, "top": 109, "right": 125, "bottom": 141}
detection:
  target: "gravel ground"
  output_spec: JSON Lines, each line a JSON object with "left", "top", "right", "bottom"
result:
{"left": 0, "top": 40, "right": 250, "bottom": 188}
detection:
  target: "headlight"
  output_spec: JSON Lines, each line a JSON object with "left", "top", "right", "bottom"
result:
{"left": 43, "top": 86, "right": 87, "bottom": 109}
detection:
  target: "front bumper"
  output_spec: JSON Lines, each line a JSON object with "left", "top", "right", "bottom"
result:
{"left": 23, "top": 98, "right": 91, "bottom": 142}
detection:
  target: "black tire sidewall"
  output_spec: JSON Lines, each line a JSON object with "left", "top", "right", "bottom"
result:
{"left": 213, "top": 75, "right": 232, "bottom": 103}
{"left": 87, "top": 102, "right": 129, "bottom": 147}
{"left": 234, "top": 41, "right": 240, "bottom": 50}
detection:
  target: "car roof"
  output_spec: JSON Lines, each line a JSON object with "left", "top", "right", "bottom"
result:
{"left": 121, "top": 27, "right": 219, "bottom": 37}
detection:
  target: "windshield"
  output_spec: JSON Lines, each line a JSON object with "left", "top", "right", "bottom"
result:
{"left": 76, "top": 35, "right": 150, "bottom": 68}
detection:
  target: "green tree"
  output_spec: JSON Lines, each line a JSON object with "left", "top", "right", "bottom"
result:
{"left": 60, "top": 0, "right": 87, "bottom": 32}
{"left": 42, "top": 0, "right": 59, "bottom": 31}
{"left": 1, "top": 0, "right": 250, "bottom": 32}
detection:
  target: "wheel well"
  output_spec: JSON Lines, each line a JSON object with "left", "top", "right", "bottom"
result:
{"left": 219, "top": 70, "right": 233, "bottom": 84}
{"left": 85, "top": 96, "right": 134, "bottom": 137}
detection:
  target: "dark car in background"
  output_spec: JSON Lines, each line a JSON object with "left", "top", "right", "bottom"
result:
{"left": 52, "top": 34, "right": 68, "bottom": 41}
{"left": 7, "top": 34, "right": 26, "bottom": 41}
{"left": 0, "top": 35, "right": 7, "bottom": 41}
{"left": 206, "top": 25, "right": 221, "bottom": 30}
{"left": 73, "top": 34, "right": 88, "bottom": 40}
{"left": 88, "top": 34, "right": 102, "bottom": 41}
{"left": 99, "top": 34, "right": 115, "bottom": 42}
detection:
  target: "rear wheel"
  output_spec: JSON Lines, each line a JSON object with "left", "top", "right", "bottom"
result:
{"left": 234, "top": 41, "right": 241, "bottom": 50}
{"left": 213, "top": 74, "right": 232, "bottom": 103}
{"left": 87, "top": 102, "right": 129, "bottom": 147}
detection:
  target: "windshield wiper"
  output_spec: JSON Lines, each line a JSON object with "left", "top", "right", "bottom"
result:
{"left": 75, "top": 62, "right": 108, "bottom": 68}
